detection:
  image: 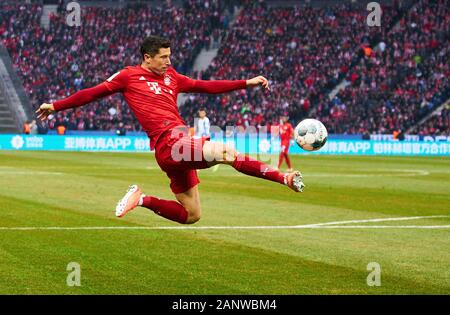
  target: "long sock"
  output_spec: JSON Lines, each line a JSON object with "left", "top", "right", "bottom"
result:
{"left": 285, "top": 153, "right": 292, "bottom": 169}
{"left": 277, "top": 152, "right": 284, "bottom": 169}
{"left": 140, "top": 196, "right": 188, "bottom": 224}
{"left": 232, "top": 153, "right": 285, "bottom": 184}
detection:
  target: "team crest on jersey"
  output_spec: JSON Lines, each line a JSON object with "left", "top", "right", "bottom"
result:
{"left": 164, "top": 75, "right": 171, "bottom": 86}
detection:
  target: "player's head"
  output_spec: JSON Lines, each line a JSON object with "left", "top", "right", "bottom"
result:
{"left": 140, "top": 36, "right": 171, "bottom": 75}
{"left": 198, "top": 108, "right": 206, "bottom": 118}
{"left": 280, "top": 113, "right": 289, "bottom": 123}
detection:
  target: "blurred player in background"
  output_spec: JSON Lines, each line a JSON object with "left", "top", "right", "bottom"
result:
{"left": 36, "top": 36, "right": 305, "bottom": 225}
{"left": 194, "top": 108, "right": 210, "bottom": 138}
{"left": 276, "top": 113, "right": 294, "bottom": 172}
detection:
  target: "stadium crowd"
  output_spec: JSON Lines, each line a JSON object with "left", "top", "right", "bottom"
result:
{"left": 411, "top": 105, "right": 450, "bottom": 136}
{"left": 316, "top": 0, "right": 449, "bottom": 135}
{"left": 1, "top": 0, "right": 448, "bottom": 135}
{"left": 181, "top": 1, "right": 400, "bottom": 131}
{"left": 1, "top": 0, "right": 232, "bottom": 132}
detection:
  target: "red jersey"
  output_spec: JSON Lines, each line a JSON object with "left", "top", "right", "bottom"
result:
{"left": 279, "top": 122, "right": 294, "bottom": 144}
{"left": 53, "top": 65, "right": 246, "bottom": 149}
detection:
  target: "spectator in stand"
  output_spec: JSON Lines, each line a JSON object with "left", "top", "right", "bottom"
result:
{"left": 30, "top": 120, "right": 38, "bottom": 135}
{"left": 56, "top": 124, "right": 66, "bottom": 135}
{"left": 116, "top": 122, "right": 126, "bottom": 136}
{"left": 23, "top": 121, "right": 31, "bottom": 134}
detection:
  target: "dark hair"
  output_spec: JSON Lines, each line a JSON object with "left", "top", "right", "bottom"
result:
{"left": 140, "top": 36, "right": 171, "bottom": 59}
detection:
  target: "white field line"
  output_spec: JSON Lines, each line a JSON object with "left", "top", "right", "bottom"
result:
{"left": 300, "top": 225, "right": 450, "bottom": 229}
{"left": 0, "top": 215, "right": 448, "bottom": 231}
{"left": 306, "top": 171, "right": 429, "bottom": 177}
{"left": 0, "top": 171, "right": 63, "bottom": 175}
{"left": 0, "top": 225, "right": 448, "bottom": 231}
{"left": 0, "top": 166, "right": 63, "bottom": 176}
{"left": 298, "top": 215, "right": 450, "bottom": 227}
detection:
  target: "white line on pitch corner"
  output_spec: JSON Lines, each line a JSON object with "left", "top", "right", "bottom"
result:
{"left": 301, "top": 225, "right": 450, "bottom": 229}
{"left": 297, "top": 215, "right": 450, "bottom": 227}
{"left": 305, "top": 169, "right": 430, "bottom": 177}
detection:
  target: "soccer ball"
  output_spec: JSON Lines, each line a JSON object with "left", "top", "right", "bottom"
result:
{"left": 294, "top": 119, "right": 328, "bottom": 151}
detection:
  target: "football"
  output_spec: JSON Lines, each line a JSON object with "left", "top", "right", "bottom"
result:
{"left": 294, "top": 119, "right": 328, "bottom": 151}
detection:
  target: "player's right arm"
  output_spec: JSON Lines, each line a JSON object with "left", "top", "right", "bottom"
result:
{"left": 36, "top": 69, "right": 129, "bottom": 121}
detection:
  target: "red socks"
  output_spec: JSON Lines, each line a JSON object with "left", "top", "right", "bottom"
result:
{"left": 277, "top": 153, "right": 284, "bottom": 169}
{"left": 232, "top": 153, "right": 285, "bottom": 185}
{"left": 285, "top": 154, "right": 292, "bottom": 169}
{"left": 278, "top": 153, "right": 291, "bottom": 169}
{"left": 141, "top": 196, "right": 188, "bottom": 224}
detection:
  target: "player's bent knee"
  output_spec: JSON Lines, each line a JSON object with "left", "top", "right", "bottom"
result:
{"left": 204, "top": 142, "right": 238, "bottom": 165}
{"left": 182, "top": 203, "right": 201, "bottom": 224}
{"left": 185, "top": 210, "right": 201, "bottom": 224}
{"left": 225, "top": 145, "right": 237, "bottom": 160}
{"left": 221, "top": 144, "right": 237, "bottom": 164}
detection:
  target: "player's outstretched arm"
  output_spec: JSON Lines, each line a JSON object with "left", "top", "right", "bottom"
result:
{"left": 36, "top": 103, "right": 56, "bottom": 121}
{"left": 37, "top": 83, "right": 115, "bottom": 121}
{"left": 36, "top": 83, "right": 115, "bottom": 121}
{"left": 36, "top": 69, "right": 129, "bottom": 121}
{"left": 245, "top": 75, "right": 270, "bottom": 91}
{"left": 177, "top": 74, "right": 270, "bottom": 94}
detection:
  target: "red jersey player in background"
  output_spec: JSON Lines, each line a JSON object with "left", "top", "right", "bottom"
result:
{"left": 36, "top": 36, "right": 305, "bottom": 225}
{"left": 276, "top": 114, "right": 294, "bottom": 172}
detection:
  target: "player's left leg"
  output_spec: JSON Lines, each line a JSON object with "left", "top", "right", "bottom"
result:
{"left": 174, "top": 185, "right": 201, "bottom": 224}
{"left": 203, "top": 141, "right": 304, "bottom": 192}
{"left": 277, "top": 146, "right": 285, "bottom": 169}
{"left": 115, "top": 166, "right": 202, "bottom": 224}
{"left": 282, "top": 143, "right": 293, "bottom": 172}
{"left": 285, "top": 152, "right": 293, "bottom": 172}
{"left": 115, "top": 183, "right": 200, "bottom": 224}
{"left": 137, "top": 183, "right": 201, "bottom": 224}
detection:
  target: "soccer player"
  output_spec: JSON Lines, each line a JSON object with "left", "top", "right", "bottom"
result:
{"left": 276, "top": 114, "right": 294, "bottom": 172}
{"left": 194, "top": 108, "right": 210, "bottom": 138}
{"left": 36, "top": 36, "right": 305, "bottom": 225}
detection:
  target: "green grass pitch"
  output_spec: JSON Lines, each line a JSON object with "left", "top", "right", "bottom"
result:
{"left": 0, "top": 151, "right": 449, "bottom": 294}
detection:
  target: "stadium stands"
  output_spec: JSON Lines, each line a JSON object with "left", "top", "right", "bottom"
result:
{"left": 1, "top": 0, "right": 448, "bottom": 136}
{"left": 0, "top": 88, "right": 18, "bottom": 133}
{"left": 411, "top": 102, "right": 450, "bottom": 136}
{"left": 180, "top": 1, "right": 401, "bottom": 131}
{"left": 1, "top": 1, "right": 232, "bottom": 132}
{"left": 316, "top": 0, "right": 449, "bottom": 134}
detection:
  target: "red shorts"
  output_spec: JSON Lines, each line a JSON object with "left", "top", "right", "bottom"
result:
{"left": 155, "top": 130, "right": 210, "bottom": 194}
{"left": 280, "top": 141, "right": 291, "bottom": 154}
